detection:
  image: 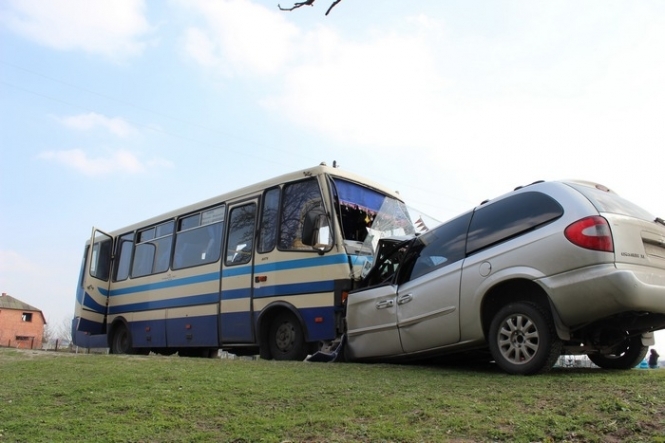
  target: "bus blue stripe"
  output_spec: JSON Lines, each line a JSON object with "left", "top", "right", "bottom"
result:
{"left": 220, "top": 280, "right": 335, "bottom": 300}
{"left": 82, "top": 292, "right": 107, "bottom": 313}
{"left": 103, "top": 254, "right": 349, "bottom": 297}
{"left": 221, "top": 253, "right": 348, "bottom": 277}
{"left": 106, "top": 272, "right": 221, "bottom": 297}
{"left": 107, "top": 292, "right": 220, "bottom": 315}
{"left": 253, "top": 253, "right": 348, "bottom": 273}
{"left": 106, "top": 279, "right": 337, "bottom": 314}
{"left": 254, "top": 281, "right": 335, "bottom": 298}
{"left": 221, "top": 287, "right": 250, "bottom": 300}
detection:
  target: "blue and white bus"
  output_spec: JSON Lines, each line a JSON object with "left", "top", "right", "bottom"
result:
{"left": 73, "top": 164, "right": 417, "bottom": 359}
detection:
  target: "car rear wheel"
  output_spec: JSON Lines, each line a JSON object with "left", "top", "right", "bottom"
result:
{"left": 588, "top": 335, "right": 647, "bottom": 369}
{"left": 489, "top": 302, "right": 562, "bottom": 375}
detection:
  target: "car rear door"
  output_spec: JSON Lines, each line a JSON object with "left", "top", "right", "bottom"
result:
{"left": 396, "top": 261, "right": 462, "bottom": 353}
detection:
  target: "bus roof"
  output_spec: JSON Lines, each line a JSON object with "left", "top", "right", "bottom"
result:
{"left": 101, "top": 164, "right": 403, "bottom": 237}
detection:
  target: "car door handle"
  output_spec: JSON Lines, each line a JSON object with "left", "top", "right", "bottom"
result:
{"left": 397, "top": 294, "right": 413, "bottom": 305}
{"left": 376, "top": 300, "right": 394, "bottom": 309}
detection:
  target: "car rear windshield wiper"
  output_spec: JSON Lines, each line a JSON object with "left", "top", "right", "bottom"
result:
{"left": 656, "top": 217, "right": 665, "bottom": 226}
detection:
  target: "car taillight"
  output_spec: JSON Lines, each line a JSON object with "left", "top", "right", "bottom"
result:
{"left": 564, "top": 216, "right": 614, "bottom": 252}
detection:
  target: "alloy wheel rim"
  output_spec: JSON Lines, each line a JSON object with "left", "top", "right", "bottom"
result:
{"left": 497, "top": 314, "right": 539, "bottom": 365}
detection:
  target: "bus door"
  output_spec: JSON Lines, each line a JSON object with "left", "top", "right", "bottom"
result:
{"left": 75, "top": 228, "right": 113, "bottom": 334}
{"left": 220, "top": 200, "right": 258, "bottom": 343}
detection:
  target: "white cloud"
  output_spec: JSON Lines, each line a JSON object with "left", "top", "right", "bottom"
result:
{"left": 37, "top": 149, "right": 172, "bottom": 176}
{"left": 0, "top": 0, "right": 153, "bottom": 60}
{"left": 179, "top": 0, "right": 300, "bottom": 76}
{"left": 56, "top": 113, "right": 137, "bottom": 138}
{"left": 174, "top": 2, "right": 453, "bottom": 148}
{"left": 262, "top": 27, "right": 449, "bottom": 148}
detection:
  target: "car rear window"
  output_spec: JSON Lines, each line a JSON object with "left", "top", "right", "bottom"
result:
{"left": 466, "top": 192, "right": 563, "bottom": 254}
{"left": 565, "top": 183, "right": 655, "bottom": 221}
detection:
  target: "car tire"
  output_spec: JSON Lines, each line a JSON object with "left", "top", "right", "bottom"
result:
{"left": 489, "top": 302, "right": 562, "bottom": 375}
{"left": 588, "top": 335, "right": 648, "bottom": 370}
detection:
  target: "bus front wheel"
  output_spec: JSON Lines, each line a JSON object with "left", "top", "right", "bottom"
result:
{"left": 268, "top": 312, "right": 307, "bottom": 361}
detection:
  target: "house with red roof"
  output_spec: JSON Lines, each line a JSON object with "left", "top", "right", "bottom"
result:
{"left": 0, "top": 292, "right": 47, "bottom": 349}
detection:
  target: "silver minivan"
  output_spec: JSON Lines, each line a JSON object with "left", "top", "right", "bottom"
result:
{"left": 345, "top": 180, "right": 665, "bottom": 374}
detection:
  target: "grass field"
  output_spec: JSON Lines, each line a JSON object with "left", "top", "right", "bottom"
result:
{"left": 1, "top": 348, "right": 664, "bottom": 442}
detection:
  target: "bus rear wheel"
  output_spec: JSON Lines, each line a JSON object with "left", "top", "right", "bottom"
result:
{"left": 110, "top": 323, "right": 135, "bottom": 355}
{"left": 268, "top": 312, "right": 307, "bottom": 361}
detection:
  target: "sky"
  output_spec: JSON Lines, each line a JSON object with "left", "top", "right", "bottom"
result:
{"left": 1, "top": 0, "right": 664, "bottom": 353}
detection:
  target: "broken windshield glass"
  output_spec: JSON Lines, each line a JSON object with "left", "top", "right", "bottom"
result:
{"left": 332, "top": 178, "right": 418, "bottom": 279}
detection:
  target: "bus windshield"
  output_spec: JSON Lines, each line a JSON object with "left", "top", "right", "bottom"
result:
{"left": 332, "top": 178, "right": 416, "bottom": 260}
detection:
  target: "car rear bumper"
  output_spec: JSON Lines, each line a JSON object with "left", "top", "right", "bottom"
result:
{"left": 538, "top": 263, "right": 665, "bottom": 328}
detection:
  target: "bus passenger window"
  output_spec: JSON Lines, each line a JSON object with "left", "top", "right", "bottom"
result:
{"left": 131, "top": 221, "right": 174, "bottom": 277}
{"left": 153, "top": 221, "right": 174, "bottom": 274}
{"left": 173, "top": 205, "right": 225, "bottom": 270}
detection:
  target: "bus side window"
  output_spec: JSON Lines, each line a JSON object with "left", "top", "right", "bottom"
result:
{"left": 258, "top": 187, "right": 280, "bottom": 253}
{"left": 153, "top": 221, "right": 174, "bottom": 273}
{"left": 132, "top": 240, "right": 155, "bottom": 278}
{"left": 90, "top": 235, "right": 112, "bottom": 281}
{"left": 226, "top": 203, "right": 256, "bottom": 266}
{"left": 173, "top": 205, "right": 225, "bottom": 270}
{"left": 78, "top": 245, "right": 89, "bottom": 289}
{"left": 113, "top": 233, "right": 134, "bottom": 282}
{"left": 279, "top": 178, "right": 323, "bottom": 251}
{"left": 131, "top": 221, "right": 174, "bottom": 278}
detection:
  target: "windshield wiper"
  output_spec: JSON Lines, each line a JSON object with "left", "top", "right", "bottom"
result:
{"left": 656, "top": 217, "right": 665, "bottom": 227}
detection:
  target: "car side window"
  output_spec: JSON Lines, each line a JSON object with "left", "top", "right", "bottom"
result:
{"left": 361, "top": 240, "right": 412, "bottom": 287}
{"left": 400, "top": 213, "right": 472, "bottom": 282}
{"left": 466, "top": 191, "right": 563, "bottom": 255}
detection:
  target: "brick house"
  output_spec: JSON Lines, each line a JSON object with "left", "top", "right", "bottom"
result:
{"left": 0, "top": 292, "right": 47, "bottom": 349}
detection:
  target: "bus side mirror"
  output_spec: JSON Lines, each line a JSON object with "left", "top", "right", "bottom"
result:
{"left": 302, "top": 208, "right": 332, "bottom": 251}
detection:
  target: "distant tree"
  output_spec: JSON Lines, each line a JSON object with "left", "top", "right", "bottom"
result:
{"left": 56, "top": 317, "right": 73, "bottom": 344}
{"left": 42, "top": 317, "right": 72, "bottom": 349}
{"left": 42, "top": 320, "right": 54, "bottom": 345}
{"left": 278, "top": 0, "right": 343, "bottom": 15}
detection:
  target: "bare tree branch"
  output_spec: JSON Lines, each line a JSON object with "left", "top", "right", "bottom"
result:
{"left": 278, "top": 0, "right": 343, "bottom": 15}
{"left": 324, "top": 0, "right": 342, "bottom": 15}
{"left": 278, "top": 0, "right": 315, "bottom": 12}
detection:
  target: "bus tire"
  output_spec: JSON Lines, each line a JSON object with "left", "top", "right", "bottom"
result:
{"left": 268, "top": 311, "right": 307, "bottom": 361}
{"left": 110, "top": 323, "right": 135, "bottom": 355}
